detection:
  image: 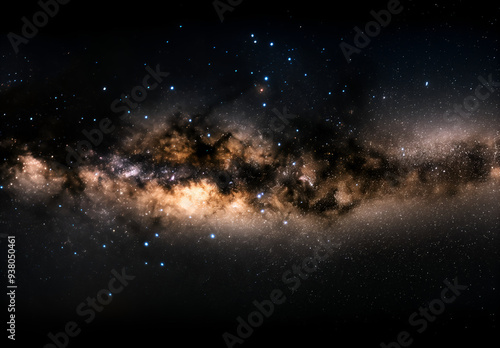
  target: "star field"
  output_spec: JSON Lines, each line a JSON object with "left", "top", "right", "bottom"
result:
{"left": 0, "top": 1, "right": 498, "bottom": 347}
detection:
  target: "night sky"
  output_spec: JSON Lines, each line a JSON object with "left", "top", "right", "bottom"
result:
{"left": 0, "top": 0, "right": 499, "bottom": 347}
